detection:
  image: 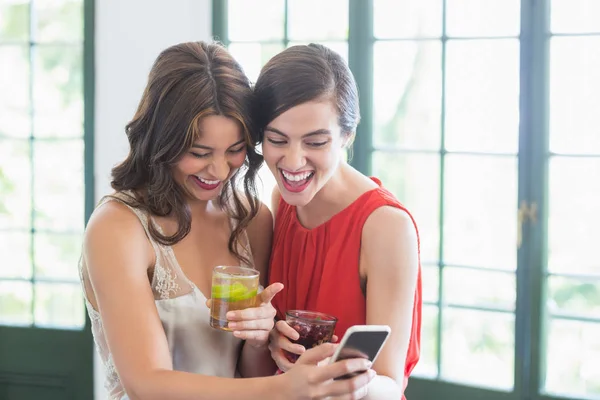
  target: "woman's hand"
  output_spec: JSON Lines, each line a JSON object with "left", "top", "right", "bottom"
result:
{"left": 208, "top": 282, "right": 284, "bottom": 348}
{"left": 282, "top": 343, "right": 376, "bottom": 400}
{"left": 269, "top": 321, "right": 340, "bottom": 372}
{"left": 268, "top": 320, "right": 304, "bottom": 371}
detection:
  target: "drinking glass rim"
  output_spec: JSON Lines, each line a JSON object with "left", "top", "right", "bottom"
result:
{"left": 213, "top": 265, "right": 260, "bottom": 278}
{"left": 286, "top": 310, "right": 338, "bottom": 324}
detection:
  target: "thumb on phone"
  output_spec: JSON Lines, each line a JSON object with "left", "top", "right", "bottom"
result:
{"left": 296, "top": 342, "right": 338, "bottom": 365}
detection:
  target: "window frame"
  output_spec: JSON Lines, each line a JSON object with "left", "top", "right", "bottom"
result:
{"left": 0, "top": 0, "right": 95, "bottom": 397}
{"left": 0, "top": 0, "right": 95, "bottom": 330}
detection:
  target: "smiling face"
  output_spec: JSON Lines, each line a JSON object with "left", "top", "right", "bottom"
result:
{"left": 262, "top": 100, "right": 346, "bottom": 207}
{"left": 172, "top": 115, "right": 247, "bottom": 202}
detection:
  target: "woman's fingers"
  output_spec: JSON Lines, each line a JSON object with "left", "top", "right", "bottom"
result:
{"left": 275, "top": 319, "right": 300, "bottom": 340}
{"left": 258, "top": 282, "right": 284, "bottom": 304}
{"left": 226, "top": 304, "right": 277, "bottom": 322}
{"left": 313, "top": 357, "right": 373, "bottom": 383}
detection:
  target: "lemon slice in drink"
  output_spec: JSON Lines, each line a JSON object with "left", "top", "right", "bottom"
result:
{"left": 232, "top": 287, "right": 258, "bottom": 302}
{"left": 212, "top": 282, "right": 249, "bottom": 300}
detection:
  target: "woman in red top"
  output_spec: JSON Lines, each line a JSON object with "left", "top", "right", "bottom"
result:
{"left": 254, "top": 44, "right": 422, "bottom": 399}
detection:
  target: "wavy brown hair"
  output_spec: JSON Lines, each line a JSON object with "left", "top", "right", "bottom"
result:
{"left": 110, "top": 41, "right": 261, "bottom": 263}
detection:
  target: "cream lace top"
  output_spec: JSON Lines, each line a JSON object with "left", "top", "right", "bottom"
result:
{"left": 80, "top": 192, "right": 254, "bottom": 400}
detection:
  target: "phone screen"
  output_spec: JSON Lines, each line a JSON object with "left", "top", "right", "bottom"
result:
{"left": 335, "top": 330, "right": 389, "bottom": 362}
{"left": 332, "top": 330, "right": 389, "bottom": 380}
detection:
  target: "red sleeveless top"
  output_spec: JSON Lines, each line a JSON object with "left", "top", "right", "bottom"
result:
{"left": 269, "top": 178, "right": 422, "bottom": 397}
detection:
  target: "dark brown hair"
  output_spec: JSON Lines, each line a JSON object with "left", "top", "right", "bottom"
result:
{"left": 110, "top": 41, "right": 261, "bottom": 263}
{"left": 253, "top": 43, "right": 360, "bottom": 144}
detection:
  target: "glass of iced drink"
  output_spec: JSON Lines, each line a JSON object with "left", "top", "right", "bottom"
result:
{"left": 284, "top": 310, "right": 337, "bottom": 362}
{"left": 210, "top": 265, "right": 260, "bottom": 331}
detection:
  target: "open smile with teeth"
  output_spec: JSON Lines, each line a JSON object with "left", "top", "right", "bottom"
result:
{"left": 281, "top": 169, "right": 314, "bottom": 182}
{"left": 196, "top": 176, "right": 220, "bottom": 185}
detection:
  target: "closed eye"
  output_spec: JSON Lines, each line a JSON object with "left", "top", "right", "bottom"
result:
{"left": 228, "top": 146, "right": 246, "bottom": 153}
{"left": 267, "top": 138, "right": 287, "bottom": 145}
{"left": 191, "top": 152, "right": 210, "bottom": 158}
{"left": 307, "top": 141, "right": 328, "bottom": 148}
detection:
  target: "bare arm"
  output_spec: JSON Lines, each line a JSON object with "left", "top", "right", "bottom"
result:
{"left": 237, "top": 201, "right": 279, "bottom": 377}
{"left": 84, "top": 202, "right": 277, "bottom": 400}
{"left": 360, "top": 206, "right": 420, "bottom": 399}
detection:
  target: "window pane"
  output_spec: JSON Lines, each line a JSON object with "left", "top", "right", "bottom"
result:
{"left": 34, "top": 233, "right": 82, "bottom": 280}
{"left": 229, "top": 42, "right": 284, "bottom": 84}
{"left": 34, "top": 282, "right": 84, "bottom": 328}
{"left": 35, "top": 0, "right": 83, "bottom": 42}
{"left": 548, "top": 276, "right": 600, "bottom": 319}
{"left": 0, "top": 0, "right": 29, "bottom": 41}
{"left": 443, "top": 267, "right": 515, "bottom": 311}
{"left": 445, "top": 39, "right": 520, "bottom": 154}
{"left": 228, "top": 0, "right": 285, "bottom": 41}
{"left": 548, "top": 157, "right": 600, "bottom": 275}
{"left": 444, "top": 155, "right": 517, "bottom": 270}
{"left": 0, "top": 232, "right": 31, "bottom": 279}
{"left": 551, "top": 0, "right": 600, "bottom": 34}
{"left": 545, "top": 319, "right": 600, "bottom": 397}
{"left": 288, "top": 0, "right": 348, "bottom": 41}
{"left": 0, "top": 139, "right": 31, "bottom": 229}
{"left": 33, "top": 140, "right": 85, "bottom": 231}
{"left": 0, "top": 281, "right": 32, "bottom": 326}
{"left": 412, "top": 305, "right": 438, "bottom": 377}
{"left": 374, "top": 0, "right": 443, "bottom": 39}
{"left": 446, "top": 0, "right": 521, "bottom": 37}
{"left": 372, "top": 152, "right": 440, "bottom": 263}
{"left": 34, "top": 45, "right": 84, "bottom": 137}
{"left": 288, "top": 41, "right": 348, "bottom": 64}
{"left": 373, "top": 41, "right": 442, "bottom": 150}
{"left": 442, "top": 308, "right": 514, "bottom": 390}
{"left": 422, "top": 264, "right": 439, "bottom": 303}
{"left": 0, "top": 45, "right": 30, "bottom": 138}
{"left": 550, "top": 37, "right": 600, "bottom": 155}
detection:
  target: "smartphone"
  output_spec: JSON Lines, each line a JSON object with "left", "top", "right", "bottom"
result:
{"left": 329, "top": 325, "right": 391, "bottom": 379}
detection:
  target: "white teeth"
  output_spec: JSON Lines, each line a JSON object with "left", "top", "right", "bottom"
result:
{"left": 281, "top": 170, "right": 313, "bottom": 182}
{"left": 196, "top": 176, "right": 220, "bottom": 185}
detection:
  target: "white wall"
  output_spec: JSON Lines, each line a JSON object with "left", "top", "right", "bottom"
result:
{"left": 94, "top": 0, "right": 211, "bottom": 397}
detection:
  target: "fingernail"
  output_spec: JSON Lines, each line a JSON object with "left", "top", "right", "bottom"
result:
{"left": 228, "top": 322, "right": 237, "bottom": 329}
{"left": 368, "top": 369, "right": 377, "bottom": 378}
{"left": 364, "top": 361, "right": 373, "bottom": 369}
{"left": 226, "top": 312, "right": 235, "bottom": 319}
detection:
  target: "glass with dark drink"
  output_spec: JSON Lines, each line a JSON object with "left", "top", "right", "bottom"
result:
{"left": 284, "top": 310, "right": 337, "bottom": 362}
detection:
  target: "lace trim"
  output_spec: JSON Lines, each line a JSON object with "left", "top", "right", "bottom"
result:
{"left": 154, "top": 258, "right": 181, "bottom": 300}
{"left": 86, "top": 299, "right": 101, "bottom": 322}
{"left": 104, "top": 353, "right": 119, "bottom": 392}
{"left": 85, "top": 304, "right": 121, "bottom": 395}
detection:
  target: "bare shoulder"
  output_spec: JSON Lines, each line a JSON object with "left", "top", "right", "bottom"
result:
{"left": 362, "top": 205, "right": 418, "bottom": 273}
{"left": 247, "top": 201, "right": 273, "bottom": 236}
{"left": 85, "top": 200, "right": 145, "bottom": 244}
{"left": 84, "top": 199, "right": 154, "bottom": 275}
{"left": 363, "top": 205, "right": 416, "bottom": 238}
{"left": 271, "top": 185, "right": 281, "bottom": 218}
{"left": 246, "top": 201, "right": 273, "bottom": 279}
{"left": 229, "top": 191, "right": 273, "bottom": 232}
{"left": 229, "top": 190, "right": 274, "bottom": 277}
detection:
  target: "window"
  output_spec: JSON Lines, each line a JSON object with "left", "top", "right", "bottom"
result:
{"left": 544, "top": 0, "right": 600, "bottom": 396}
{"left": 214, "top": 0, "right": 600, "bottom": 399}
{"left": 0, "top": 0, "right": 91, "bottom": 330}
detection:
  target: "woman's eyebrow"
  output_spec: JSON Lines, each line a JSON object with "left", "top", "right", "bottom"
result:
{"left": 265, "top": 127, "right": 331, "bottom": 138}
{"left": 191, "top": 139, "right": 245, "bottom": 150}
